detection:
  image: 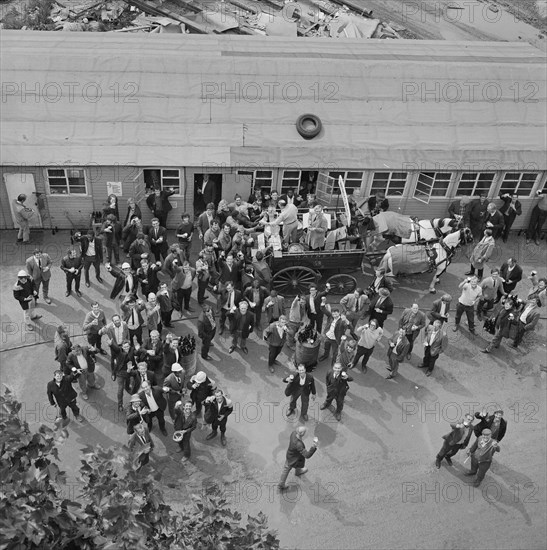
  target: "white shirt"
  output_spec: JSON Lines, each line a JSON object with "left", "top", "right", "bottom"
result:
{"left": 309, "top": 295, "right": 316, "bottom": 314}
{"left": 77, "top": 355, "right": 87, "bottom": 370}
{"left": 326, "top": 319, "right": 337, "bottom": 340}
{"left": 520, "top": 305, "right": 534, "bottom": 324}
{"left": 114, "top": 324, "right": 124, "bottom": 344}
{"left": 439, "top": 302, "right": 447, "bottom": 317}
{"left": 86, "top": 240, "right": 96, "bottom": 257}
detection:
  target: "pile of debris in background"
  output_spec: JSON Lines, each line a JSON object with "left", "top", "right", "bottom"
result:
{"left": 0, "top": 0, "right": 408, "bottom": 38}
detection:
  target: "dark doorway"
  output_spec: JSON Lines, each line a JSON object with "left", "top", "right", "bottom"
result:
{"left": 300, "top": 171, "right": 318, "bottom": 196}
{"left": 194, "top": 174, "right": 222, "bottom": 216}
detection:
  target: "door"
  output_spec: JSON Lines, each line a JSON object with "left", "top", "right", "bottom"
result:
{"left": 3, "top": 173, "right": 43, "bottom": 228}
{"left": 194, "top": 174, "right": 222, "bottom": 216}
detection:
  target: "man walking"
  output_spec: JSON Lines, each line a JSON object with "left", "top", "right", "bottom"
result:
{"left": 435, "top": 414, "right": 474, "bottom": 468}
{"left": 319, "top": 308, "right": 349, "bottom": 365}
{"left": 386, "top": 328, "right": 410, "bottom": 380}
{"left": 13, "top": 269, "right": 41, "bottom": 330}
{"left": 278, "top": 426, "right": 318, "bottom": 491}
{"left": 283, "top": 364, "right": 316, "bottom": 422}
{"left": 398, "top": 303, "right": 426, "bottom": 359}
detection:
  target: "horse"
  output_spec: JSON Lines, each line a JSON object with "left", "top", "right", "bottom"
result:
{"left": 379, "top": 228, "right": 474, "bottom": 293}
{"left": 366, "top": 212, "right": 462, "bottom": 248}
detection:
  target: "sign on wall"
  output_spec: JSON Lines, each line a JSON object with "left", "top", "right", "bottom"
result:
{"left": 106, "top": 181, "right": 123, "bottom": 196}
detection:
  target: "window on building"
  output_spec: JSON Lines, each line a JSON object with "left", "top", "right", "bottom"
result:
{"left": 47, "top": 168, "right": 87, "bottom": 195}
{"left": 370, "top": 172, "right": 408, "bottom": 196}
{"left": 328, "top": 171, "right": 364, "bottom": 195}
{"left": 456, "top": 172, "right": 495, "bottom": 196}
{"left": 143, "top": 169, "right": 182, "bottom": 194}
{"left": 280, "top": 170, "right": 301, "bottom": 194}
{"left": 238, "top": 170, "right": 274, "bottom": 196}
{"left": 414, "top": 172, "right": 451, "bottom": 203}
{"left": 499, "top": 172, "right": 539, "bottom": 196}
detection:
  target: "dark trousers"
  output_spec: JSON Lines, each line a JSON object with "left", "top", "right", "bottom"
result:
{"left": 501, "top": 216, "right": 514, "bottom": 241}
{"left": 87, "top": 332, "right": 104, "bottom": 352}
{"left": 308, "top": 312, "right": 324, "bottom": 333}
{"left": 527, "top": 205, "right": 547, "bottom": 240}
{"left": 178, "top": 433, "right": 192, "bottom": 458}
{"left": 155, "top": 212, "right": 168, "bottom": 229}
{"left": 252, "top": 307, "right": 263, "bottom": 330}
{"left": 57, "top": 399, "right": 80, "bottom": 420}
{"left": 436, "top": 440, "right": 463, "bottom": 461}
{"left": 116, "top": 376, "right": 127, "bottom": 408}
{"left": 455, "top": 302, "right": 476, "bottom": 332}
{"left": 160, "top": 310, "right": 173, "bottom": 327}
{"left": 147, "top": 409, "right": 166, "bottom": 431}
{"left": 179, "top": 242, "right": 191, "bottom": 262}
{"left": 129, "top": 326, "right": 143, "bottom": 345}
{"left": 477, "top": 298, "right": 494, "bottom": 317}
{"left": 323, "top": 391, "right": 345, "bottom": 414}
{"left": 197, "top": 279, "right": 209, "bottom": 304}
{"left": 268, "top": 344, "right": 284, "bottom": 366}
{"left": 469, "top": 458, "right": 492, "bottom": 485}
{"left": 406, "top": 332, "right": 416, "bottom": 356}
{"left": 106, "top": 244, "right": 120, "bottom": 264}
{"left": 201, "top": 332, "right": 215, "bottom": 358}
{"left": 422, "top": 347, "right": 439, "bottom": 374}
{"left": 353, "top": 345, "right": 374, "bottom": 369}
{"left": 211, "top": 415, "right": 228, "bottom": 434}
{"left": 83, "top": 255, "right": 101, "bottom": 284}
{"left": 219, "top": 308, "right": 230, "bottom": 332}
{"left": 177, "top": 287, "right": 192, "bottom": 310}
{"left": 151, "top": 245, "right": 168, "bottom": 262}
{"left": 468, "top": 265, "right": 484, "bottom": 279}
{"left": 65, "top": 272, "right": 81, "bottom": 293}
{"left": 289, "top": 391, "right": 310, "bottom": 416}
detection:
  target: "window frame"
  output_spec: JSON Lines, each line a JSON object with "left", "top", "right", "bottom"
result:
{"left": 413, "top": 172, "right": 452, "bottom": 203}
{"left": 455, "top": 172, "right": 496, "bottom": 197}
{"left": 280, "top": 169, "right": 302, "bottom": 195}
{"left": 237, "top": 169, "right": 274, "bottom": 195}
{"left": 499, "top": 172, "right": 540, "bottom": 197}
{"left": 370, "top": 171, "right": 408, "bottom": 197}
{"left": 328, "top": 171, "right": 364, "bottom": 195}
{"left": 143, "top": 168, "right": 183, "bottom": 195}
{"left": 46, "top": 167, "right": 88, "bottom": 196}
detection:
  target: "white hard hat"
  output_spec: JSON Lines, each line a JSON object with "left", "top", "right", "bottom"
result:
{"left": 17, "top": 270, "right": 29, "bottom": 277}
{"left": 195, "top": 371, "right": 206, "bottom": 384}
{"left": 121, "top": 262, "right": 131, "bottom": 269}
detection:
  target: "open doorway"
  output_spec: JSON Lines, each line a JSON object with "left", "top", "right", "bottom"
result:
{"left": 194, "top": 174, "right": 222, "bottom": 216}
{"left": 300, "top": 171, "right": 318, "bottom": 196}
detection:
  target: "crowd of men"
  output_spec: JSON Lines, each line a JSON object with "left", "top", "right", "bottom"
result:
{"left": 11, "top": 184, "right": 545, "bottom": 476}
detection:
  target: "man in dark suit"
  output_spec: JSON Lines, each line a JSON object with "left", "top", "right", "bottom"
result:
{"left": 499, "top": 258, "right": 523, "bottom": 296}
{"left": 112, "top": 340, "right": 136, "bottom": 412}
{"left": 60, "top": 247, "right": 83, "bottom": 298}
{"left": 512, "top": 297, "right": 541, "bottom": 348}
{"left": 173, "top": 400, "right": 197, "bottom": 462}
{"left": 137, "top": 330, "right": 163, "bottom": 374}
{"left": 198, "top": 176, "right": 217, "bottom": 207}
{"left": 305, "top": 283, "right": 330, "bottom": 333}
{"left": 136, "top": 256, "right": 161, "bottom": 298}
{"left": 244, "top": 279, "right": 269, "bottom": 330}
{"left": 47, "top": 370, "right": 84, "bottom": 424}
{"left": 229, "top": 300, "right": 255, "bottom": 354}
{"left": 204, "top": 389, "right": 233, "bottom": 446}
{"left": 25, "top": 248, "right": 53, "bottom": 303}
{"left": 128, "top": 232, "right": 151, "bottom": 271}
{"left": 100, "top": 314, "right": 129, "bottom": 372}
{"left": 196, "top": 203, "right": 215, "bottom": 243}
{"left": 418, "top": 320, "right": 448, "bottom": 377}
{"left": 197, "top": 304, "right": 216, "bottom": 360}
{"left": 146, "top": 187, "right": 174, "bottom": 228}
{"left": 320, "top": 363, "right": 353, "bottom": 421}
{"left": 278, "top": 426, "right": 318, "bottom": 490}
{"left": 483, "top": 202, "right": 505, "bottom": 239}
{"left": 129, "top": 362, "right": 158, "bottom": 394}
{"left": 101, "top": 214, "right": 122, "bottom": 265}
{"left": 125, "top": 394, "right": 150, "bottom": 435}
{"left": 128, "top": 422, "right": 154, "bottom": 470}
{"left": 263, "top": 315, "right": 288, "bottom": 373}
{"left": 216, "top": 281, "right": 242, "bottom": 335}
{"left": 386, "top": 328, "right": 410, "bottom": 380}
{"left": 162, "top": 334, "right": 184, "bottom": 379}
{"left": 319, "top": 308, "right": 350, "bottom": 365}
{"left": 138, "top": 381, "right": 168, "bottom": 436}
{"left": 473, "top": 409, "right": 507, "bottom": 442}
{"left": 427, "top": 294, "right": 452, "bottom": 325}
{"left": 146, "top": 218, "right": 169, "bottom": 262}
{"left": 367, "top": 288, "right": 393, "bottom": 328}
{"left": 435, "top": 414, "right": 475, "bottom": 468}
{"left": 79, "top": 230, "right": 104, "bottom": 287}
{"left": 106, "top": 262, "right": 137, "bottom": 300}
{"left": 283, "top": 364, "right": 316, "bottom": 422}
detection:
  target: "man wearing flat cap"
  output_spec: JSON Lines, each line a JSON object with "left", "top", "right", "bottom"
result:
{"left": 465, "top": 428, "right": 500, "bottom": 487}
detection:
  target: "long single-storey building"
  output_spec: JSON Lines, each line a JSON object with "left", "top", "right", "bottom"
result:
{"left": 1, "top": 30, "right": 545, "bottom": 231}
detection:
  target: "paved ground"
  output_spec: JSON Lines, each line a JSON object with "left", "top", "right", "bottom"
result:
{"left": 0, "top": 229, "right": 546, "bottom": 550}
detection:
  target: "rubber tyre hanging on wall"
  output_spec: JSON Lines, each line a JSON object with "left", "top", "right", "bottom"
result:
{"left": 296, "top": 114, "right": 322, "bottom": 140}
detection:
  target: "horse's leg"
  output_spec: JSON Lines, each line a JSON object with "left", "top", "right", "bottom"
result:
{"left": 429, "top": 253, "right": 448, "bottom": 293}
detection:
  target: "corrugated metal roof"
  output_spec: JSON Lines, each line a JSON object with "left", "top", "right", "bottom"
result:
{"left": 1, "top": 31, "right": 545, "bottom": 168}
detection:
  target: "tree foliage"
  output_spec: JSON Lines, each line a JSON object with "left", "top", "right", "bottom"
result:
{"left": 0, "top": 389, "right": 280, "bottom": 550}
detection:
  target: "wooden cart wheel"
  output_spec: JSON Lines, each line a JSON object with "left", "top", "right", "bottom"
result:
{"left": 326, "top": 274, "right": 357, "bottom": 295}
{"left": 272, "top": 267, "right": 319, "bottom": 296}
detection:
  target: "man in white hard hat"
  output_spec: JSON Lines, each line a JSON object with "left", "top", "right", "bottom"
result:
{"left": 13, "top": 269, "right": 41, "bottom": 330}
{"left": 106, "top": 261, "right": 136, "bottom": 301}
